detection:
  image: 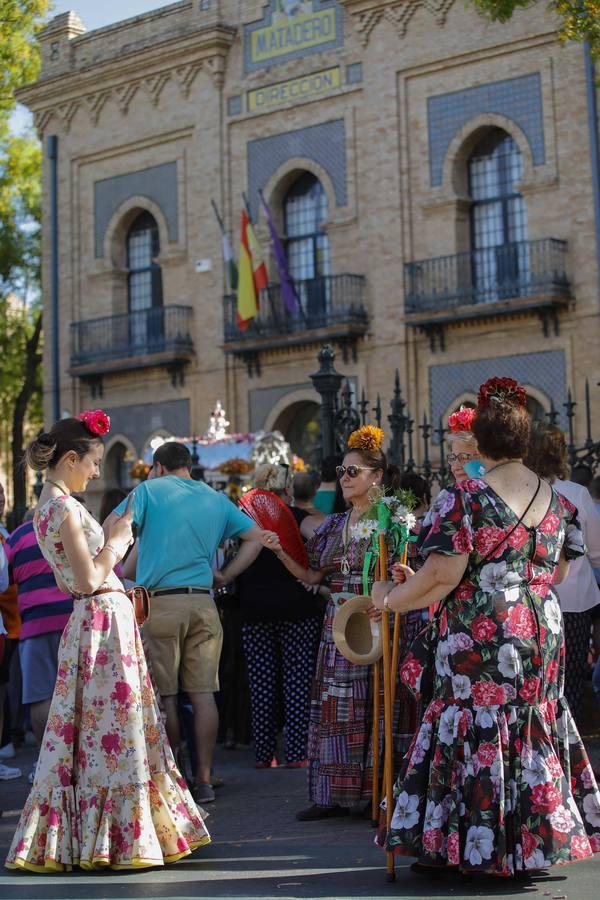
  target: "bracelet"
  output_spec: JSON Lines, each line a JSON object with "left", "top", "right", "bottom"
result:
{"left": 383, "top": 593, "right": 392, "bottom": 611}
{"left": 104, "top": 543, "right": 121, "bottom": 560}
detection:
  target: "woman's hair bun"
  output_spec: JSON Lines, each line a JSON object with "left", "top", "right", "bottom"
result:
{"left": 25, "top": 433, "right": 57, "bottom": 471}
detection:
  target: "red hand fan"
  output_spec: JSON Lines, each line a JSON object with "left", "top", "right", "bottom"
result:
{"left": 239, "top": 489, "right": 309, "bottom": 568}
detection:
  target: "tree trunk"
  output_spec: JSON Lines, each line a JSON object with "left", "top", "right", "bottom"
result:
{"left": 10, "top": 312, "right": 42, "bottom": 528}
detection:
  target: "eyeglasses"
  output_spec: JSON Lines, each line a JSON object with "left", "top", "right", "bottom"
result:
{"left": 336, "top": 465, "right": 376, "bottom": 480}
{"left": 447, "top": 453, "right": 477, "bottom": 464}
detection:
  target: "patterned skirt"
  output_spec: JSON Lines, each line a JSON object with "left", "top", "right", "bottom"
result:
{"left": 5, "top": 591, "right": 210, "bottom": 872}
{"left": 307, "top": 594, "right": 420, "bottom": 809}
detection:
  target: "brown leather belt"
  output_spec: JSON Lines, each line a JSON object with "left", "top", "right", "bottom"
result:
{"left": 75, "top": 585, "right": 150, "bottom": 627}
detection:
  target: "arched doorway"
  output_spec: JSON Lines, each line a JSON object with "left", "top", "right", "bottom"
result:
{"left": 273, "top": 401, "right": 321, "bottom": 471}
{"left": 104, "top": 441, "right": 135, "bottom": 491}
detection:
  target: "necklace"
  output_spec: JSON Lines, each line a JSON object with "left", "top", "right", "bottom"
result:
{"left": 485, "top": 459, "right": 522, "bottom": 476}
{"left": 340, "top": 514, "right": 352, "bottom": 575}
{"left": 45, "top": 478, "right": 70, "bottom": 495}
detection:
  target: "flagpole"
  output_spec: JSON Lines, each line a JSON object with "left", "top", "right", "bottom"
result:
{"left": 211, "top": 197, "right": 226, "bottom": 234}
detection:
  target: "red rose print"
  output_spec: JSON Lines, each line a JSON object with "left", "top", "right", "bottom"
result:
{"left": 472, "top": 614, "right": 497, "bottom": 642}
{"left": 531, "top": 782, "right": 562, "bottom": 814}
{"left": 134, "top": 819, "right": 142, "bottom": 839}
{"left": 39, "top": 802, "right": 49, "bottom": 817}
{"left": 507, "top": 524, "right": 530, "bottom": 550}
{"left": 539, "top": 512, "right": 560, "bottom": 534}
{"left": 447, "top": 831, "right": 460, "bottom": 865}
{"left": 61, "top": 722, "right": 74, "bottom": 744}
{"left": 422, "top": 828, "right": 443, "bottom": 852}
{"left": 95, "top": 649, "right": 109, "bottom": 666}
{"left": 424, "top": 699, "right": 445, "bottom": 723}
{"left": 471, "top": 680, "right": 506, "bottom": 706}
{"left": 111, "top": 681, "right": 132, "bottom": 704}
{"left": 475, "top": 526, "right": 507, "bottom": 559}
{"left": 452, "top": 525, "right": 473, "bottom": 553}
{"left": 546, "top": 660, "right": 559, "bottom": 684}
{"left": 77, "top": 750, "right": 87, "bottom": 771}
{"left": 504, "top": 604, "right": 537, "bottom": 639}
{"left": 455, "top": 581, "right": 475, "bottom": 601}
{"left": 570, "top": 834, "right": 591, "bottom": 859}
{"left": 546, "top": 754, "right": 563, "bottom": 779}
{"left": 400, "top": 655, "right": 422, "bottom": 690}
{"left": 518, "top": 677, "right": 541, "bottom": 704}
{"left": 177, "top": 836, "right": 188, "bottom": 853}
{"left": 57, "top": 765, "right": 71, "bottom": 787}
{"left": 477, "top": 742, "right": 498, "bottom": 768}
{"left": 589, "top": 834, "right": 600, "bottom": 852}
{"left": 101, "top": 732, "right": 121, "bottom": 755}
{"left": 92, "top": 609, "right": 110, "bottom": 632}
{"left": 521, "top": 826, "right": 538, "bottom": 858}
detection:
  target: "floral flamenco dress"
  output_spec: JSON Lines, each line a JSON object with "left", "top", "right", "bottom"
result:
{"left": 381, "top": 481, "right": 600, "bottom": 875}
{"left": 6, "top": 495, "right": 210, "bottom": 872}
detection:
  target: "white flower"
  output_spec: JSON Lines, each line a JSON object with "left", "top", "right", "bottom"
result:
{"left": 549, "top": 804, "right": 576, "bottom": 833}
{"left": 474, "top": 706, "right": 499, "bottom": 728}
{"left": 479, "top": 561, "right": 521, "bottom": 599}
{"left": 521, "top": 748, "right": 549, "bottom": 788}
{"left": 391, "top": 791, "right": 420, "bottom": 830}
{"left": 583, "top": 793, "right": 600, "bottom": 828}
{"left": 448, "top": 632, "right": 474, "bottom": 654}
{"left": 525, "top": 848, "right": 550, "bottom": 869}
{"left": 393, "top": 511, "right": 416, "bottom": 530}
{"left": 581, "top": 764, "right": 597, "bottom": 791}
{"left": 464, "top": 825, "right": 495, "bottom": 865}
{"left": 544, "top": 598, "right": 562, "bottom": 635}
{"left": 556, "top": 710, "right": 579, "bottom": 745}
{"left": 351, "top": 519, "right": 377, "bottom": 540}
{"left": 435, "top": 640, "right": 453, "bottom": 677}
{"left": 438, "top": 706, "right": 459, "bottom": 745}
{"left": 415, "top": 722, "right": 432, "bottom": 752}
{"left": 451, "top": 674, "right": 472, "bottom": 700}
{"left": 497, "top": 643, "right": 522, "bottom": 679}
{"left": 424, "top": 800, "right": 445, "bottom": 830}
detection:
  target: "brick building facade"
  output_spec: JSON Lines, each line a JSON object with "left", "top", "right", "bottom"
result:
{"left": 18, "top": 0, "right": 600, "bottom": 501}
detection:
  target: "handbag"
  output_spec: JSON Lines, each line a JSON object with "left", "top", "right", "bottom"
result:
{"left": 399, "top": 478, "right": 541, "bottom": 706}
{"left": 86, "top": 585, "right": 150, "bottom": 628}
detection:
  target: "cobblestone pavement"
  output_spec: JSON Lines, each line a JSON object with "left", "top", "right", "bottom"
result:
{"left": 1, "top": 739, "right": 599, "bottom": 900}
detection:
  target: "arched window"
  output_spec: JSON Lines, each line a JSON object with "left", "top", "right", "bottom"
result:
{"left": 468, "top": 130, "right": 528, "bottom": 302}
{"left": 283, "top": 173, "right": 331, "bottom": 320}
{"left": 126, "top": 212, "right": 163, "bottom": 347}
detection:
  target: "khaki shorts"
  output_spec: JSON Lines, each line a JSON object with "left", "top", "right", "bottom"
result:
{"left": 143, "top": 593, "right": 223, "bottom": 695}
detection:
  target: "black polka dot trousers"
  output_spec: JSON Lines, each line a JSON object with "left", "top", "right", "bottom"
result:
{"left": 242, "top": 617, "right": 322, "bottom": 764}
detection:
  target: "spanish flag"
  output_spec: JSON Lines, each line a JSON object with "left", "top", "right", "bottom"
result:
{"left": 237, "top": 208, "right": 268, "bottom": 330}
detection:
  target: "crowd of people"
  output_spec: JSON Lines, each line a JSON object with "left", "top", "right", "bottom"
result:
{"left": 0, "top": 376, "right": 599, "bottom": 879}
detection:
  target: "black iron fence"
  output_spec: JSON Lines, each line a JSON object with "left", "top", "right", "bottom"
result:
{"left": 404, "top": 238, "right": 570, "bottom": 312}
{"left": 310, "top": 345, "right": 599, "bottom": 489}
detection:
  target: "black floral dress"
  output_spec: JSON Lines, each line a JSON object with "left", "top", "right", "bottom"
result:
{"left": 382, "top": 479, "right": 600, "bottom": 875}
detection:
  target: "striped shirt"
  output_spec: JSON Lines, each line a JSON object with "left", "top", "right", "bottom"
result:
{"left": 4, "top": 521, "right": 73, "bottom": 640}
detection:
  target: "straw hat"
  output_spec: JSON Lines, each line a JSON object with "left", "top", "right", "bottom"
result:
{"left": 332, "top": 595, "right": 383, "bottom": 666}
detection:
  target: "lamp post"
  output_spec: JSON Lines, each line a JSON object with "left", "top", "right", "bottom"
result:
{"left": 310, "top": 345, "right": 343, "bottom": 461}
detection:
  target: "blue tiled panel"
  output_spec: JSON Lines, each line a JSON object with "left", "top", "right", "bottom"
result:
{"left": 427, "top": 73, "right": 545, "bottom": 187}
{"left": 94, "top": 162, "right": 178, "bottom": 258}
{"left": 430, "top": 350, "right": 567, "bottom": 438}
{"left": 247, "top": 119, "right": 346, "bottom": 220}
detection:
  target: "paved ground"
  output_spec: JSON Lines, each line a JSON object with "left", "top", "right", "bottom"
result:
{"left": 1, "top": 740, "right": 599, "bottom": 900}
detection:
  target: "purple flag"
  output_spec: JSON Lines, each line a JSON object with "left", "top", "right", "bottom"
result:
{"left": 259, "top": 191, "right": 299, "bottom": 315}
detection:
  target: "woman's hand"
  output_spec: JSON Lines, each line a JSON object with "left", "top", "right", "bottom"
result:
{"left": 260, "top": 531, "right": 281, "bottom": 552}
{"left": 107, "top": 515, "right": 134, "bottom": 556}
{"left": 366, "top": 604, "right": 382, "bottom": 622}
{"left": 391, "top": 562, "right": 416, "bottom": 584}
{"left": 370, "top": 580, "right": 395, "bottom": 610}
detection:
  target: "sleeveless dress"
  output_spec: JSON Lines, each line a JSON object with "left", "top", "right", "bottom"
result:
{"left": 381, "top": 481, "right": 600, "bottom": 874}
{"left": 5, "top": 495, "right": 210, "bottom": 872}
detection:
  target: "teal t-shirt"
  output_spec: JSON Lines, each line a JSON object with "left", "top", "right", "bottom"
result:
{"left": 114, "top": 477, "right": 253, "bottom": 590}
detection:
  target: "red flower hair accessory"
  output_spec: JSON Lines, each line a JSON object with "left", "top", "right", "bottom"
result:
{"left": 448, "top": 406, "right": 476, "bottom": 434}
{"left": 77, "top": 409, "right": 111, "bottom": 436}
{"left": 478, "top": 377, "right": 527, "bottom": 409}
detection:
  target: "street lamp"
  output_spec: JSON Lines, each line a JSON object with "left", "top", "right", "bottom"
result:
{"left": 310, "top": 345, "right": 343, "bottom": 461}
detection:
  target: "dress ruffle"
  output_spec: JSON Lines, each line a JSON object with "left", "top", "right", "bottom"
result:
{"left": 379, "top": 697, "right": 600, "bottom": 875}
{"left": 6, "top": 769, "right": 209, "bottom": 872}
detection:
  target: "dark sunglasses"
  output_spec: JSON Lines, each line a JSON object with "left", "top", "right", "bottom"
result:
{"left": 336, "top": 464, "right": 376, "bottom": 480}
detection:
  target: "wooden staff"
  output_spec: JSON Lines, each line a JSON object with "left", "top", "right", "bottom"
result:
{"left": 390, "top": 542, "right": 408, "bottom": 712}
{"left": 371, "top": 656, "right": 380, "bottom": 826}
{"left": 378, "top": 532, "right": 395, "bottom": 882}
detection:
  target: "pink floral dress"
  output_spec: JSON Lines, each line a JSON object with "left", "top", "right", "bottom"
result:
{"left": 5, "top": 495, "right": 210, "bottom": 872}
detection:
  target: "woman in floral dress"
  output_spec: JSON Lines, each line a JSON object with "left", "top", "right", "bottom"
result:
{"left": 6, "top": 412, "right": 210, "bottom": 872}
{"left": 371, "top": 378, "right": 600, "bottom": 876}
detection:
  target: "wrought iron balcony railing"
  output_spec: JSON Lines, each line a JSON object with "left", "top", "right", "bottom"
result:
{"left": 223, "top": 274, "right": 368, "bottom": 360}
{"left": 70, "top": 305, "right": 194, "bottom": 376}
{"left": 404, "top": 238, "right": 570, "bottom": 316}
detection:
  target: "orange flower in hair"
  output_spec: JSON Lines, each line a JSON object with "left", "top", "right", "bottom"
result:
{"left": 347, "top": 425, "right": 385, "bottom": 452}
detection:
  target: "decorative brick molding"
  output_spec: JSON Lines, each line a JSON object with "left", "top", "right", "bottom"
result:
{"left": 340, "top": 0, "right": 456, "bottom": 46}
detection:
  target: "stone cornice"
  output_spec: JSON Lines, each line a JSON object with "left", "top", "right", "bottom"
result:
{"left": 339, "top": 0, "right": 457, "bottom": 46}
{"left": 17, "top": 22, "right": 235, "bottom": 133}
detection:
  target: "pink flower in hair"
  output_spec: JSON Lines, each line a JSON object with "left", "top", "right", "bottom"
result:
{"left": 448, "top": 406, "right": 476, "bottom": 434}
{"left": 77, "top": 409, "right": 110, "bottom": 436}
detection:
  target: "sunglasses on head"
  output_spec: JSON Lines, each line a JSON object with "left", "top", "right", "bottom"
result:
{"left": 336, "top": 464, "right": 376, "bottom": 479}
{"left": 447, "top": 452, "right": 477, "bottom": 464}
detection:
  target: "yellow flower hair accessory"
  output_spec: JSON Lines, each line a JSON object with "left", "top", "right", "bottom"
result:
{"left": 347, "top": 425, "right": 385, "bottom": 452}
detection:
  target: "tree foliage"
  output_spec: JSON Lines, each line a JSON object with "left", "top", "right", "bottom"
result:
{"left": 470, "top": 0, "right": 600, "bottom": 57}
